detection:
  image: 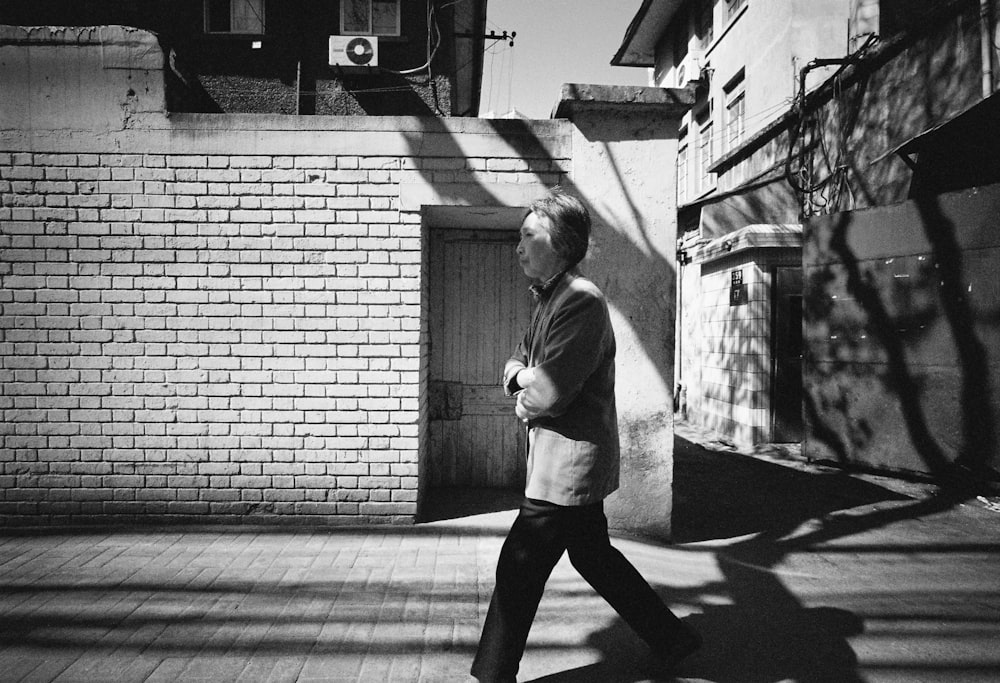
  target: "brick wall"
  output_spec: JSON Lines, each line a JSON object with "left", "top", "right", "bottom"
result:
{"left": 1, "top": 27, "right": 688, "bottom": 536}
{"left": 0, "top": 119, "right": 568, "bottom": 527}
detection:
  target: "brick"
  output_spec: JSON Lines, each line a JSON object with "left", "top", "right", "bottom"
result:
{"left": 165, "top": 155, "right": 208, "bottom": 168}
{"left": 229, "top": 156, "right": 272, "bottom": 169}
{"left": 359, "top": 502, "right": 415, "bottom": 516}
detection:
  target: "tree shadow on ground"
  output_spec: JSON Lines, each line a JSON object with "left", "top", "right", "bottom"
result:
{"left": 528, "top": 603, "right": 862, "bottom": 683}
{"left": 671, "top": 434, "right": 911, "bottom": 544}
{"left": 524, "top": 434, "right": 932, "bottom": 682}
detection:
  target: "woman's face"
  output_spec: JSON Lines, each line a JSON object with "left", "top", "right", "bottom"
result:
{"left": 517, "top": 212, "right": 565, "bottom": 283}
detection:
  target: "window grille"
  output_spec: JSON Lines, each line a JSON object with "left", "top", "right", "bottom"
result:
{"left": 342, "top": 0, "right": 401, "bottom": 36}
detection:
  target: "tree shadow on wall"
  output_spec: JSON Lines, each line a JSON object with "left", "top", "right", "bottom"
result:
{"left": 804, "top": 197, "right": 1000, "bottom": 492}
{"left": 800, "top": 2, "right": 998, "bottom": 491}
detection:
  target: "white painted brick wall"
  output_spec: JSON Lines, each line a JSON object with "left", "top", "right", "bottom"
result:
{"left": 1, "top": 138, "right": 567, "bottom": 526}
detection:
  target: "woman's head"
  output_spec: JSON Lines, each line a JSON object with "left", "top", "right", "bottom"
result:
{"left": 526, "top": 188, "right": 591, "bottom": 268}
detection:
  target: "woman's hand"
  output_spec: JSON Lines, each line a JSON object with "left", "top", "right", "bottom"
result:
{"left": 514, "top": 393, "right": 531, "bottom": 422}
{"left": 513, "top": 368, "right": 556, "bottom": 422}
{"left": 515, "top": 367, "right": 536, "bottom": 388}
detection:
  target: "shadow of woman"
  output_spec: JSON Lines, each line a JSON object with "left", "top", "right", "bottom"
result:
{"left": 525, "top": 582, "right": 863, "bottom": 683}
{"left": 523, "top": 436, "right": 937, "bottom": 682}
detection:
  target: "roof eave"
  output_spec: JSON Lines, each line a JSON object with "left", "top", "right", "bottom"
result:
{"left": 611, "top": 0, "right": 683, "bottom": 68}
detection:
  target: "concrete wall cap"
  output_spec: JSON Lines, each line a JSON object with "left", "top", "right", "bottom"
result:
{"left": 552, "top": 83, "right": 695, "bottom": 120}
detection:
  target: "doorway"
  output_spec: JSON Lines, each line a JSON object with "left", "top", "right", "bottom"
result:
{"left": 426, "top": 228, "right": 533, "bottom": 490}
{"left": 771, "top": 266, "right": 804, "bottom": 442}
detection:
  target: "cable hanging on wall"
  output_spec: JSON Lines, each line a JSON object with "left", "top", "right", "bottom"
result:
{"left": 784, "top": 33, "right": 878, "bottom": 216}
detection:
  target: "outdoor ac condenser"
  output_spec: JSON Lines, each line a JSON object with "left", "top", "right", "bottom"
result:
{"left": 329, "top": 35, "right": 379, "bottom": 68}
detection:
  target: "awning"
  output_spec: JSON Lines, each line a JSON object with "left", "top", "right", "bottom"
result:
{"left": 697, "top": 223, "right": 802, "bottom": 263}
{"left": 874, "top": 92, "right": 1000, "bottom": 166}
{"left": 872, "top": 92, "right": 1000, "bottom": 195}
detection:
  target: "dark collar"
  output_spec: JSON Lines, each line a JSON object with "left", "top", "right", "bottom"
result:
{"left": 529, "top": 268, "right": 570, "bottom": 301}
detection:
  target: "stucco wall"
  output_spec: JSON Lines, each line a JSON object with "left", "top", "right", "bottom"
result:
{"left": 804, "top": 185, "right": 1000, "bottom": 480}
{"left": 560, "top": 97, "right": 682, "bottom": 538}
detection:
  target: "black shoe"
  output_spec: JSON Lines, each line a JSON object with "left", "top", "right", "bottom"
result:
{"left": 656, "top": 627, "right": 702, "bottom": 673}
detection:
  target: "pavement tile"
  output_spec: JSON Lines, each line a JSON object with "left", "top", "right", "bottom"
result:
{"left": 50, "top": 653, "right": 163, "bottom": 683}
{"left": 1, "top": 434, "right": 999, "bottom": 682}
{"left": 15, "top": 657, "right": 76, "bottom": 683}
{"left": 235, "top": 656, "right": 306, "bottom": 683}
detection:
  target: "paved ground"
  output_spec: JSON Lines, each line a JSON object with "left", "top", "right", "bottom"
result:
{"left": 2, "top": 423, "right": 999, "bottom": 682}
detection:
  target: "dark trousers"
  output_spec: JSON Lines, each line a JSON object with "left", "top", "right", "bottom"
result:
{"left": 471, "top": 497, "right": 688, "bottom": 682}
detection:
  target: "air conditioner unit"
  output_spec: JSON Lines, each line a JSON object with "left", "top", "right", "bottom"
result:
{"left": 329, "top": 35, "right": 379, "bottom": 68}
{"left": 676, "top": 51, "right": 706, "bottom": 87}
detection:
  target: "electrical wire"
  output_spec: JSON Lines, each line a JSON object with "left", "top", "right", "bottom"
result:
{"left": 484, "top": 39, "right": 501, "bottom": 114}
{"left": 382, "top": 0, "right": 441, "bottom": 76}
{"left": 784, "top": 34, "right": 879, "bottom": 201}
{"left": 506, "top": 39, "right": 515, "bottom": 114}
{"left": 679, "top": 97, "right": 796, "bottom": 150}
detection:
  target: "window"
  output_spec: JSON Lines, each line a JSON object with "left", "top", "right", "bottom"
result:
{"left": 677, "top": 137, "right": 690, "bottom": 205}
{"left": 671, "top": 7, "right": 689, "bottom": 69}
{"left": 696, "top": 107, "right": 714, "bottom": 194}
{"left": 726, "top": 0, "right": 747, "bottom": 20}
{"left": 698, "top": 122, "right": 714, "bottom": 192}
{"left": 696, "top": 0, "right": 714, "bottom": 49}
{"left": 724, "top": 73, "right": 746, "bottom": 154}
{"left": 341, "top": 0, "right": 400, "bottom": 36}
{"left": 204, "top": 0, "right": 265, "bottom": 34}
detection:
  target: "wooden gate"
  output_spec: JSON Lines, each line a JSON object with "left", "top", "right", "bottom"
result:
{"left": 427, "top": 228, "right": 532, "bottom": 488}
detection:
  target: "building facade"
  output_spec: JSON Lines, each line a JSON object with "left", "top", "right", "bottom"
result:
{"left": 615, "top": 0, "right": 857, "bottom": 444}
{"left": 616, "top": 0, "right": 1000, "bottom": 486}
{"left": 0, "top": 0, "right": 488, "bottom": 116}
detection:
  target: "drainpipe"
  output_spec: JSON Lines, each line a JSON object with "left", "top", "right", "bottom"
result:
{"left": 675, "top": 251, "right": 684, "bottom": 418}
{"left": 982, "top": 0, "right": 995, "bottom": 97}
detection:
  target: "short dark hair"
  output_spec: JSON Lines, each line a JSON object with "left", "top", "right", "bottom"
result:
{"left": 528, "top": 188, "right": 591, "bottom": 267}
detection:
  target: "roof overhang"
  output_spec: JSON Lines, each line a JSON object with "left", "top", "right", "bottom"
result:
{"left": 698, "top": 224, "right": 802, "bottom": 263}
{"left": 611, "top": 0, "right": 685, "bottom": 68}
{"left": 882, "top": 92, "right": 1000, "bottom": 165}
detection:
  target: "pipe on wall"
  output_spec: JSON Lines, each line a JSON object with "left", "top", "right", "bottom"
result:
{"left": 981, "top": 0, "right": 995, "bottom": 97}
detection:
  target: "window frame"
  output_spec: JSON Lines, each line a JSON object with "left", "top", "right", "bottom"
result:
{"left": 723, "top": 72, "right": 746, "bottom": 155}
{"left": 725, "top": 0, "right": 747, "bottom": 20}
{"left": 340, "top": 0, "right": 402, "bottom": 37}
{"left": 695, "top": 105, "right": 715, "bottom": 195}
{"left": 203, "top": 0, "right": 266, "bottom": 36}
{"left": 677, "top": 127, "right": 690, "bottom": 205}
{"left": 698, "top": 122, "right": 714, "bottom": 193}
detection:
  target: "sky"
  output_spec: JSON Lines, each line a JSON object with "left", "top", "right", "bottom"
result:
{"left": 478, "top": 0, "right": 651, "bottom": 119}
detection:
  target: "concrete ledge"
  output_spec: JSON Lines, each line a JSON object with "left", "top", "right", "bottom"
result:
{"left": 400, "top": 181, "right": 548, "bottom": 212}
{"left": 553, "top": 83, "right": 696, "bottom": 120}
{"left": 1, "top": 113, "right": 573, "bottom": 161}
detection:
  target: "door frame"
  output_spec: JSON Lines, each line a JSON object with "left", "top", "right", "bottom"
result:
{"left": 417, "top": 205, "right": 529, "bottom": 516}
{"left": 769, "top": 264, "right": 804, "bottom": 442}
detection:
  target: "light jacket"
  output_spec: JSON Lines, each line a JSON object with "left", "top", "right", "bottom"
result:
{"left": 503, "top": 269, "right": 620, "bottom": 506}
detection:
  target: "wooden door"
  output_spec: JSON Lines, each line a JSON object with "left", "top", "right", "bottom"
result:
{"left": 428, "top": 228, "right": 532, "bottom": 488}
